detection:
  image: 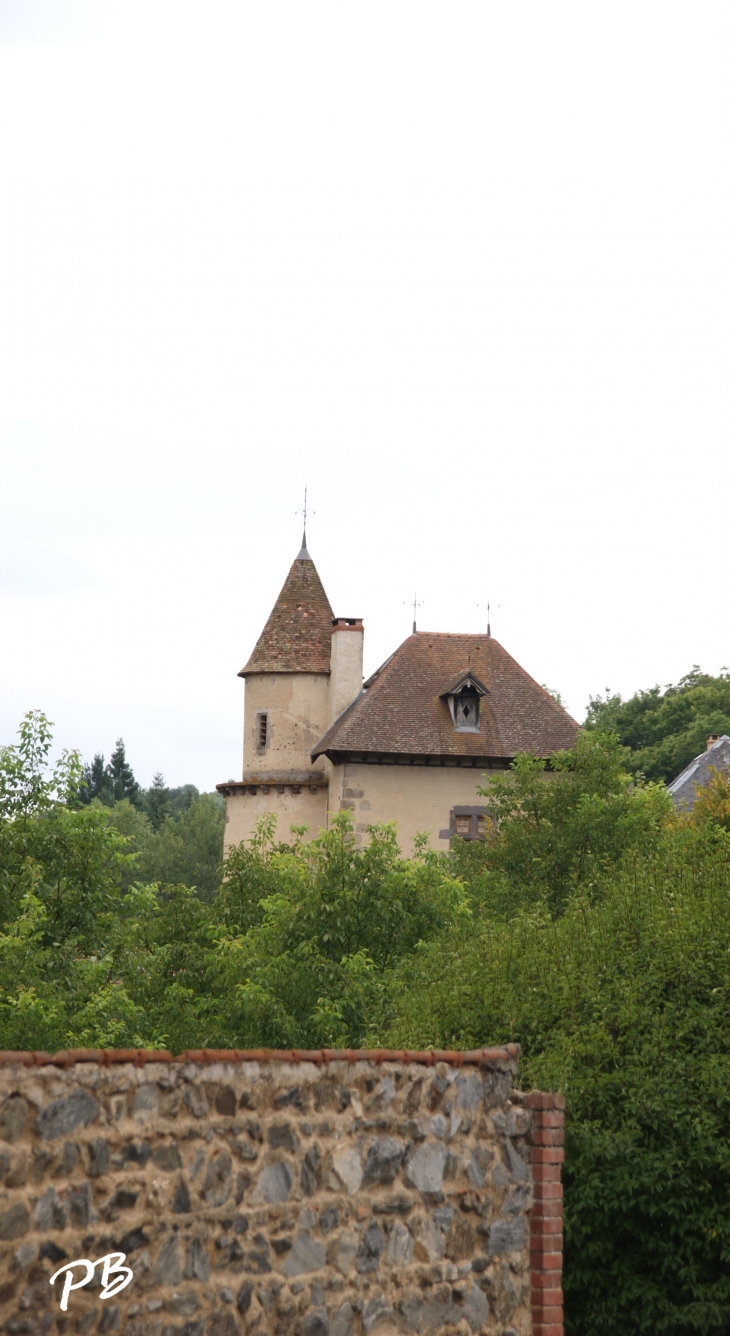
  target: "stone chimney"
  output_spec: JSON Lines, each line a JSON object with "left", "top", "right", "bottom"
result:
{"left": 707, "top": 734, "right": 720, "bottom": 750}
{"left": 329, "top": 618, "right": 364, "bottom": 725}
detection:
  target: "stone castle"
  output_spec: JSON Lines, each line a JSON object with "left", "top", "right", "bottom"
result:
{"left": 217, "top": 537, "right": 578, "bottom": 853}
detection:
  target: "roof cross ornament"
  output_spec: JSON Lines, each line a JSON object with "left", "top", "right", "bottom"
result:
{"left": 295, "top": 485, "right": 315, "bottom": 554}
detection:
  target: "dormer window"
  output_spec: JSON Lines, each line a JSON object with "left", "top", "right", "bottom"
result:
{"left": 454, "top": 689, "right": 480, "bottom": 731}
{"left": 440, "top": 670, "right": 488, "bottom": 733}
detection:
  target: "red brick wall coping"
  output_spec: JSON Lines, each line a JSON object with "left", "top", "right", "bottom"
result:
{"left": 527, "top": 1091, "right": 566, "bottom": 1336}
{"left": 0, "top": 1044, "right": 520, "bottom": 1069}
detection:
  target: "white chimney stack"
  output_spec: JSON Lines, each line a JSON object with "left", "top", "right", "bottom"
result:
{"left": 329, "top": 618, "right": 364, "bottom": 726}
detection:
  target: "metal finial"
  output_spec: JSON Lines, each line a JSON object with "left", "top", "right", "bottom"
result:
{"left": 295, "top": 485, "right": 315, "bottom": 555}
{"left": 404, "top": 592, "right": 424, "bottom": 633}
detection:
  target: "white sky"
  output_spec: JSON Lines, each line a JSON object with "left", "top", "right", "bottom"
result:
{"left": 1, "top": 1, "right": 728, "bottom": 790}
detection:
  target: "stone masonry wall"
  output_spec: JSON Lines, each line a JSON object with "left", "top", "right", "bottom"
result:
{"left": 0, "top": 1048, "right": 564, "bottom": 1336}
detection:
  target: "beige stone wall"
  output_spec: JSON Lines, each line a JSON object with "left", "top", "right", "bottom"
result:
{"left": 0, "top": 1050, "right": 536, "bottom": 1336}
{"left": 224, "top": 789, "right": 329, "bottom": 853}
{"left": 243, "top": 676, "right": 330, "bottom": 777}
{"left": 333, "top": 764, "right": 504, "bottom": 854}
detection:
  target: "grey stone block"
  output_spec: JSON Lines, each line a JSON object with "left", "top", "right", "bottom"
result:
{"left": 355, "top": 1221, "right": 386, "bottom": 1274}
{"left": 300, "top": 1308, "right": 329, "bottom": 1336}
{"left": 167, "top": 1292, "right": 200, "bottom": 1316}
{"left": 37, "top": 1090, "right": 99, "bottom": 1142}
{"left": 172, "top": 1176, "right": 192, "bottom": 1213}
{"left": 331, "top": 1301, "right": 354, "bottom": 1336}
{"left": 152, "top": 1235, "right": 182, "bottom": 1287}
{"left": 461, "top": 1283, "right": 489, "bottom": 1331}
{"left": 0, "top": 1201, "right": 30, "bottom": 1240}
{"left": 331, "top": 1147, "right": 362, "bottom": 1195}
{"left": 184, "top": 1238, "right": 211, "bottom": 1283}
{"left": 487, "top": 1217, "right": 525, "bottom": 1255}
{"left": 319, "top": 1207, "right": 339, "bottom": 1234}
{"left": 236, "top": 1281, "right": 254, "bottom": 1315}
{"left": 88, "top": 1137, "right": 110, "bottom": 1176}
{"left": 365, "top": 1077, "right": 395, "bottom": 1112}
{"left": 280, "top": 1231, "right": 326, "bottom": 1277}
{"left": 404, "top": 1141, "right": 448, "bottom": 1193}
{"left": 467, "top": 1146, "right": 492, "bottom": 1188}
{"left": 455, "top": 1073, "right": 482, "bottom": 1112}
{"left": 68, "top": 1181, "right": 93, "bottom": 1228}
{"left": 35, "top": 1186, "right": 67, "bottom": 1230}
{"left": 328, "top": 1229, "right": 358, "bottom": 1276}
{"left": 386, "top": 1219, "right": 413, "bottom": 1266}
{"left": 153, "top": 1142, "right": 182, "bottom": 1172}
{"left": 183, "top": 1085, "right": 210, "bottom": 1119}
{"left": 200, "top": 1149, "right": 233, "bottom": 1207}
{"left": 362, "top": 1137, "right": 406, "bottom": 1186}
{"left": 267, "top": 1121, "right": 299, "bottom": 1153}
{"left": 132, "top": 1083, "right": 159, "bottom": 1122}
{"left": 505, "top": 1139, "right": 529, "bottom": 1182}
{"left": 252, "top": 1161, "right": 292, "bottom": 1204}
{"left": 0, "top": 1096, "right": 28, "bottom": 1143}
{"left": 363, "top": 1295, "right": 395, "bottom": 1333}
{"left": 300, "top": 1144, "right": 321, "bottom": 1195}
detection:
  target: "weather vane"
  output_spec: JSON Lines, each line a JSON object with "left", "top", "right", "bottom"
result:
{"left": 295, "top": 485, "right": 314, "bottom": 547}
{"left": 477, "top": 599, "right": 498, "bottom": 637}
{"left": 404, "top": 593, "right": 424, "bottom": 634}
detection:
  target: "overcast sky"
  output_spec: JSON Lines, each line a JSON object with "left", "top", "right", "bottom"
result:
{"left": 1, "top": 0, "right": 728, "bottom": 790}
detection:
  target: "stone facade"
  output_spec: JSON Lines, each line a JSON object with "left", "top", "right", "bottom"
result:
{"left": 0, "top": 1048, "right": 564, "bottom": 1336}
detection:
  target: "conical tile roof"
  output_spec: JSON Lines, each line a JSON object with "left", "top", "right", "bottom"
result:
{"left": 239, "top": 540, "right": 334, "bottom": 676}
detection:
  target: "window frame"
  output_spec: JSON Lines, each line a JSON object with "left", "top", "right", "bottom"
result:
{"left": 255, "top": 711, "right": 269, "bottom": 753}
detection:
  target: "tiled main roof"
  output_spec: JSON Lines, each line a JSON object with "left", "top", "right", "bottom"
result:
{"left": 239, "top": 545, "right": 334, "bottom": 676}
{"left": 312, "top": 632, "right": 579, "bottom": 760}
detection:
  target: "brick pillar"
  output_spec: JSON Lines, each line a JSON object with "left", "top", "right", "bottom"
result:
{"left": 526, "top": 1091, "right": 565, "bottom": 1336}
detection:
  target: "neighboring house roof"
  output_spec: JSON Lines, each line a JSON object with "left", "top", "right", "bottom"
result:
{"left": 667, "top": 734, "right": 730, "bottom": 810}
{"left": 312, "top": 632, "right": 579, "bottom": 761}
{"left": 239, "top": 538, "right": 334, "bottom": 676}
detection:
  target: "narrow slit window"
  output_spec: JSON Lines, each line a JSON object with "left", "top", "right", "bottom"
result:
{"left": 476, "top": 815, "right": 486, "bottom": 838}
{"left": 257, "top": 713, "right": 268, "bottom": 750}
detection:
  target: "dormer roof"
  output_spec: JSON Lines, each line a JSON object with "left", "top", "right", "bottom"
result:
{"left": 239, "top": 540, "right": 334, "bottom": 676}
{"left": 440, "top": 670, "right": 489, "bottom": 699}
{"left": 312, "top": 632, "right": 579, "bottom": 761}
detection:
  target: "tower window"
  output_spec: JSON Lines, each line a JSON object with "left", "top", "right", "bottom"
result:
{"left": 256, "top": 713, "right": 268, "bottom": 751}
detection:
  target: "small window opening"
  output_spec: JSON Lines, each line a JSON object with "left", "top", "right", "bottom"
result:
{"left": 476, "top": 815, "right": 486, "bottom": 838}
{"left": 257, "top": 713, "right": 268, "bottom": 750}
{"left": 454, "top": 689, "right": 480, "bottom": 731}
{"left": 454, "top": 815, "right": 472, "bottom": 837}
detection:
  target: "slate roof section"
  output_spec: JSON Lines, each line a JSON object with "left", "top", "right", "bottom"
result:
{"left": 239, "top": 543, "right": 334, "bottom": 676}
{"left": 667, "top": 734, "right": 730, "bottom": 810}
{"left": 312, "top": 632, "right": 579, "bottom": 760}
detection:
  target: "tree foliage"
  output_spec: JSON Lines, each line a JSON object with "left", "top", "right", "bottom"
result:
{"left": 586, "top": 667, "right": 730, "bottom": 784}
{"left": 5, "top": 710, "right": 730, "bottom": 1332}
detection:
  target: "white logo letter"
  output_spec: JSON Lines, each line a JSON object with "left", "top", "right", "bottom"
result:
{"left": 49, "top": 1259, "right": 95, "bottom": 1311}
{"left": 98, "top": 1252, "right": 134, "bottom": 1301}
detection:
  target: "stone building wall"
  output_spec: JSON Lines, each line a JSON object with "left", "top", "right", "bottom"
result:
{"left": 0, "top": 1048, "right": 564, "bottom": 1336}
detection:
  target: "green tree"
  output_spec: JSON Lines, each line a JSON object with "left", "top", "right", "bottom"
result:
{"left": 451, "top": 730, "right": 670, "bottom": 915}
{"left": 585, "top": 668, "right": 730, "bottom": 784}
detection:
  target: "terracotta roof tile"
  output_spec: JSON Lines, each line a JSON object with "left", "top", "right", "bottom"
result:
{"left": 240, "top": 546, "right": 334, "bottom": 676}
{"left": 312, "top": 632, "right": 579, "bottom": 760}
